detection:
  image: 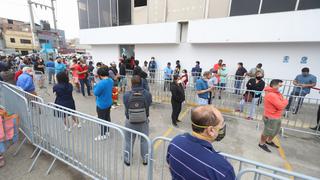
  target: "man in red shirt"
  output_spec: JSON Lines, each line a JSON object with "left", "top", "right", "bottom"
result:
{"left": 77, "top": 60, "right": 91, "bottom": 96}
{"left": 259, "top": 79, "right": 288, "bottom": 153}
{"left": 213, "top": 59, "right": 223, "bottom": 83}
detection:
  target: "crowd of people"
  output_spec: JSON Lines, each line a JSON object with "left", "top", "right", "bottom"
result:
{"left": 1, "top": 54, "right": 319, "bottom": 179}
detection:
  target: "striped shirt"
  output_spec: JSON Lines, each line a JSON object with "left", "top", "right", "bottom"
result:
{"left": 167, "top": 133, "right": 235, "bottom": 180}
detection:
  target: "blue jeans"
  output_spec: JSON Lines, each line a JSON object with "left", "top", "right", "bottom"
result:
{"left": 79, "top": 79, "right": 91, "bottom": 96}
{"left": 47, "top": 69, "right": 55, "bottom": 84}
{"left": 234, "top": 80, "right": 243, "bottom": 95}
{"left": 239, "top": 97, "right": 259, "bottom": 118}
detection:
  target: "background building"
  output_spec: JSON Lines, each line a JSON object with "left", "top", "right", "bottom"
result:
{"left": 78, "top": 0, "right": 320, "bottom": 98}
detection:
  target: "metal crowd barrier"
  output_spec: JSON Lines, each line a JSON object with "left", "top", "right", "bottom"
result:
{"left": 150, "top": 137, "right": 319, "bottom": 180}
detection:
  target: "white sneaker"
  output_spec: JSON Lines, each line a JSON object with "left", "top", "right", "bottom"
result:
{"left": 77, "top": 123, "right": 82, "bottom": 128}
{"left": 94, "top": 135, "right": 107, "bottom": 141}
{"left": 64, "top": 126, "right": 68, "bottom": 131}
{"left": 68, "top": 128, "right": 72, "bottom": 132}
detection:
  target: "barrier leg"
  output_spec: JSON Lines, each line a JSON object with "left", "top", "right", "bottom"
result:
{"left": 28, "top": 149, "right": 42, "bottom": 172}
{"left": 30, "top": 147, "right": 39, "bottom": 159}
{"left": 12, "top": 136, "right": 27, "bottom": 156}
{"left": 46, "top": 157, "right": 56, "bottom": 175}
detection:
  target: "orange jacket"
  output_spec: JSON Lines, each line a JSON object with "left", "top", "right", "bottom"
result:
{"left": 264, "top": 86, "right": 288, "bottom": 119}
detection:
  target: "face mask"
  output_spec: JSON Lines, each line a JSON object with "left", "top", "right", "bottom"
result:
{"left": 256, "top": 76, "right": 263, "bottom": 80}
{"left": 278, "top": 86, "right": 284, "bottom": 93}
{"left": 215, "top": 124, "right": 226, "bottom": 141}
{"left": 192, "top": 122, "right": 226, "bottom": 142}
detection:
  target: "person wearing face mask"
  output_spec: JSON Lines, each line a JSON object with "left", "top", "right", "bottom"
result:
{"left": 248, "top": 63, "right": 264, "bottom": 78}
{"left": 236, "top": 71, "right": 265, "bottom": 120}
{"left": 196, "top": 71, "right": 215, "bottom": 105}
{"left": 285, "top": 67, "right": 317, "bottom": 114}
{"left": 170, "top": 74, "right": 185, "bottom": 127}
{"left": 217, "top": 64, "right": 228, "bottom": 99}
{"left": 167, "top": 105, "right": 235, "bottom": 180}
{"left": 259, "top": 79, "right": 288, "bottom": 153}
{"left": 16, "top": 67, "right": 36, "bottom": 95}
{"left": 180, "top": 69, "right": 188, "bottom": 88}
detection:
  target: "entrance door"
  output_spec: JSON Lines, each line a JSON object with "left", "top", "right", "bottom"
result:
{"left": 120, "top": 45, "right": 135, "bottom": 69}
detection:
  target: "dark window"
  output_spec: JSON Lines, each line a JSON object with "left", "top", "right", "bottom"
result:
{"left": 20, "top": 39, "right": 31, "bottom": 44}
{"left": 119, "top": 0, "right": 131, "bottom": 25}
{"left": 7, "top": 19, "right": 13, "bottom": 24}
{"left": 10, "top": 38, "right": 15, "bottom": 43}
{"left": 111, "top": 0, "right": 119, "bottom": 26}
{"left": 298, "top": 0, "right": 320, "bottom": 10}
{"left": 39, "top": 39, "right": 48, "bottom": 44}
{"left": 88, "top": 0, "right": 99, "bottom": 28}
{"left": 261, "top": 0, "right": 297, "bottom": 14}
{"left": 78, "top": 0, "right": 89, "bottom": 29}
{"left": 135, "top": 0, "right": 147, "bottom": 7}
{"left": 230, "top": 0, "right": 260, "bottom": 16}
{"left": 99, "top": 0, "right": 112, "bottom": 27}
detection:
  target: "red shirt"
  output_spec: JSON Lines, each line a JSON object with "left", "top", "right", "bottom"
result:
{"left": 77, "top": 65, "right": 88, "bottom": 80}
{"left": 14, "top": 70, "right": 23, "bottom": 81}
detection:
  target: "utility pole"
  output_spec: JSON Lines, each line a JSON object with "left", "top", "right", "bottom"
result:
{"left": 28, "top": 0, "right": 38, "bottom": 49}
{"left": 27, "top": 0, "right": 59, "bottom": 51}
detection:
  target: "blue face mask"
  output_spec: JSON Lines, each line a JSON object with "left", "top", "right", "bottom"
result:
{"left": 278, "top": 86, "right": 284, "bottom": 93}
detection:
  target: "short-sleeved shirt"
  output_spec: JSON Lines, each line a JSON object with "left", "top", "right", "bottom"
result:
{"left": 208, "top": 76, "right": 218, "bottom": 87}
{"left": 235, "top": 67, "right": 247, "bottom": 80}
{"left": 167, "top": 133, "right": 236, "bottom": 180}
{"left": 196, "top": 78, "right": 209, "bottom": 99}
{"left": 164, "top": 67, "right": 173, "bottom": 80}
{"left": 71, "top": 64, "right": 80, "bottom": 78}
{"left": 293, "top": 74, "right": 317, "bottom": 95}
{"left": 55, "top": 62, "right": 66, "bottom": 74}
{"left": 77, "top": 65, "right": 88, "bottom": 80}
{"left": 34, "top": 61, "right": 45, "bottom": 74}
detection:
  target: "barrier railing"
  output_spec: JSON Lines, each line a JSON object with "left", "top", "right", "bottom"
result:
{"left": 151, "top": 137, "right": 319, "bottom": 180}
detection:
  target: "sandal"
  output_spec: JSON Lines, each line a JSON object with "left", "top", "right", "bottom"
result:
{"left": 0, "top": 155, "right": 5, "bottom": 168}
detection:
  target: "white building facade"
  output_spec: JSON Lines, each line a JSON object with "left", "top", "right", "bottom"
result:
{"left": 78, "top": 0, "right": 320, "bottom": 98}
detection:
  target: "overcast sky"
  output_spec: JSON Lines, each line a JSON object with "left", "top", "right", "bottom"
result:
{"left": 0, "top": 0, "right": 79, "bottom": 39}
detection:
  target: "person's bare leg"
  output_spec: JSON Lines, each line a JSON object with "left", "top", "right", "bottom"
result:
{"left": 259, "top": 134, "right": 268, "bottom": 145}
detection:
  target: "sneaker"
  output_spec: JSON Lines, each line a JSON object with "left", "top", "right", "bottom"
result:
{"left": 235, "top": 109, "right": 242, "bottom": 112}
{"left": 77, "top": 123, "right": 82, "bottom": 128}
{"left": 266, "top": 141, "right": 279, "bottom": 148}
{"left": 310, "top": 126, "right": 319, "bottom": 131}
{"left": 172, "top": 123, "right": 179, "bottom": 128}
{"left": 124, "top": 161, "right": 130, "bottom": 166}
{"left": 94, "top": 135, "right": 107, "bottom": 141}
{"left": 176, "top": 119, "right": 182, "bottom": 122}
{"left": 143, "top": 160, "right": 148, "bottom": 166}
{"left": 246, "top": 117, "right": 254, "bottom": 120}
{"left": 64, "top": 126, "right": 68, "bottom": 131}
{"left": 258, "top": 144, "right": 271, "bottom": 153}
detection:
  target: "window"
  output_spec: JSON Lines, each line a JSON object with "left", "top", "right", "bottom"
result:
{"left": 20, "top": 39, "right": 31, "bottom": 44}
{"left": 88, "top": 0, "right": 99, "bottom": 28}
{"left": 99, "top": 0, "right": 112, "bottom": 27}
{"left": 7, "top": 19, "right": 13, "bottom": 24}
{"left": 39, "top": 39, "right": 49, "bottom": 44}
{"left": 119, "top": 0, "right": 132, "bottom": 25}
{"left": 230, "top": 0, "right": 260, "bottom": 16}
{"left": 10, "top": 38, "right": 15, "bottom": 43}
{"left": 298, "top": 0, "right": 320, "bottom": 10}
{"left": 261, "top": 0, "right": 297, "bottom": 14}
{"left": 78, "top": 0, "right": 89, "bottom": 29}
{"left": 134, "top": 0, "right": 147, "bottom": 7}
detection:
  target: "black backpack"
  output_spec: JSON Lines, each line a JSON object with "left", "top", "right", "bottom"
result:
{"left": 128, "top": 90, "right": 147, "bottom": 123}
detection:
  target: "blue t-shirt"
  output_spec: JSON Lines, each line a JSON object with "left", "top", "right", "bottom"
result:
{"left": 196, "top": 78, "right": 209, "bottom": 99}
{"left": 55, "top": 62, "right": 66, "bottom": 74}
{"left": 94, "top": 78, "right": 113, "bottom": 109}
{"left": 293, "top": 74, "right": 317, "bottom": 95}
{"left": 167, "top": 133, "right": 236, "bottom": 180}
{"left": 164, "top": 67, "right": 173, "bottom": 80}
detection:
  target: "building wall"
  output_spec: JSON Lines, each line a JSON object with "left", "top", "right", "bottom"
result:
{"left": 3, "top": 30, "right": 36, "bottom": 50}
{"left": 133, "top": 6, "right": 148, "bottom": 25}
{"left": 208, "top": 0, "right": 231, "bottom": 18}
{"left": 166, "top": 0, "right": 206, "bottom": 21}
{"left": 90, "top": 42, "right": 320, "bottom": 99}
